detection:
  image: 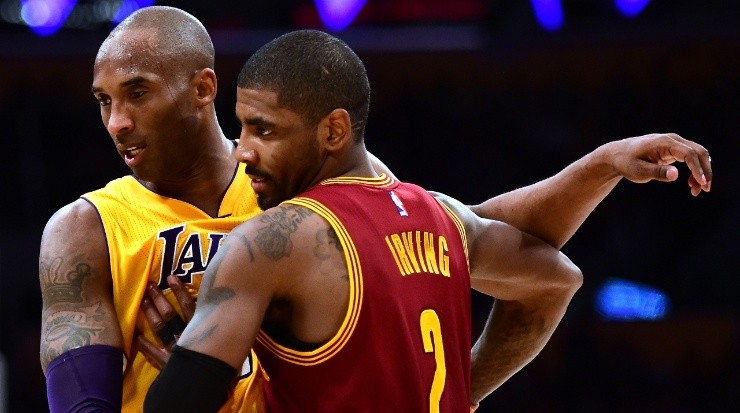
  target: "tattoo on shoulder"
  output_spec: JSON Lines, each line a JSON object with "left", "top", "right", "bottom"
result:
{"left": 254, "top": 205, "right": 313, "bottom": 260}
{"left": 314, "top": 228, "right": 343, "bottom": 260}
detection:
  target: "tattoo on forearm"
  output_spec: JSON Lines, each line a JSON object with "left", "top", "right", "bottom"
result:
{"left": 255, "top": 205, "right": 313, "bottom": 260}
{"left": 40, "top": 255, "right": 91, "bottom": 306}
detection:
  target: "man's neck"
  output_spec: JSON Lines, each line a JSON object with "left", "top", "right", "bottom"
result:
{"left": 138, "top": 137, "right": 237, "bottom": 217}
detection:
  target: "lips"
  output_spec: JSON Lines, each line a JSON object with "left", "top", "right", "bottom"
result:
{"left": 120, "top": 144, "right": 146, "bottom": 167}
{"left": 125, "top": 146, "right": 143, "bottom": 158}
{"left": 248, "top": 175, "right": 269, "bottom": 193}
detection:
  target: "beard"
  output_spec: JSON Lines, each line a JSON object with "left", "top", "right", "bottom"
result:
{"left": 256, "top": 194, "right": 275, "bottom": 211}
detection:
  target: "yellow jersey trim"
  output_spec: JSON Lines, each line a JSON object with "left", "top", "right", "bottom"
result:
{"left": 318, "top": 173, "right": 394, "bottom": 187}
{"left": 436, "top": 200, "right": 470, "bottom": 271}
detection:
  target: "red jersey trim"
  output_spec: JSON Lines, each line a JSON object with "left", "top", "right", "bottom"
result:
{"left": 255, "top": 197, "right": 363, "bottom": 366}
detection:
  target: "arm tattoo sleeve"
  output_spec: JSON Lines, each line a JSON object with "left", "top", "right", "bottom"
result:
{"left": 40, "top": 255, "right": 108, "bottom": 367}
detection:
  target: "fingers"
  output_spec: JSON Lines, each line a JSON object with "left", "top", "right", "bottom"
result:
{"left": 141, "top": 296, "right": 177, "bottom": 347}
{"left": 147, "top": 282, "right": 181, "bottom": 323}
{"left": 142, "top": 281, "right": 187, "bottom": 347}
{"left": 135, "top": 332, "right": 169, "bottom": 370}
{"left": 660, "top": 164, "right": 679, "bottom": 182}
{"left": 665, "top": 134, "right": 712, "bottom": 194}
{"left": 627, "top": 160, "right": 678, "bottom": 184}
{"left": 141, "top": 296, "right": 166, "bottom": 336}
{"left": 626, "top": 133, "right": 712, "bottom": 195}
{"left": 167, "top": 275, "right": 196, "bottom": 322}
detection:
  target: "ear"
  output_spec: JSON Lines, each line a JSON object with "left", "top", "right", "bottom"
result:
{"left": 321, "top": 108, "right": 352, "bottom": 152}
{"left": 193, "top": 68, "right": 217, "bottom": 106}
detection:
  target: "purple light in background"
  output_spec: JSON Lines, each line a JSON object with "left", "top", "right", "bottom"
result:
{"left": 530, "top": 0, "right": 563, "bottom": 32}
{"left": 615, "top": 0, "right": 651, "bottom": 18}
{"left": 113, "top": 0, "right": 156, "bottom": 24}
{"left": 315, "top": 0, "right": 367, "bottom": 31}
{"left": 21, "top": 0, "right": 77, "bottom": 36}
{"left": 595, "top": 278, "right": 670, "bottom": 321}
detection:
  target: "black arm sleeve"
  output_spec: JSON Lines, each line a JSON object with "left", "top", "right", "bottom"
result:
{"left": 144, "top": 345, "right": 238, "bottom": 413}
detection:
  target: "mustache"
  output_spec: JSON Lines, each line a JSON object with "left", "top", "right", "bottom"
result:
{"left": 244, "top": 165, "right": 272, "bottom": 180}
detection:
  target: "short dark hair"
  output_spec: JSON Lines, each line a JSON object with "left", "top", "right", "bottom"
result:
{"left": 237, "top": 30, "right": 371, "bottom": 141}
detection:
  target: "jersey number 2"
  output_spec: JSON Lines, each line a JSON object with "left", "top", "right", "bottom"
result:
{"left": 420, "top": 309, "right": 446, "bottom": 413}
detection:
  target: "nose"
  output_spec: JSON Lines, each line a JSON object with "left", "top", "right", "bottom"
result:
{"left": 234, "top": 131, "right": 259, "bottom": 166}
{"left": 106, "top": 102, "right": 133, "bottom": 136}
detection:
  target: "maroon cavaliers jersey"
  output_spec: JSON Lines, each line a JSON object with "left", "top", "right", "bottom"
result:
{"left": 254, "top": 174, "right": 471, "bottom": 412}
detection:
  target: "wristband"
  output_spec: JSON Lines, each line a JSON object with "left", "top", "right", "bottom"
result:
{"left": 46, "top": 345, "right": 123, "bottom": 412}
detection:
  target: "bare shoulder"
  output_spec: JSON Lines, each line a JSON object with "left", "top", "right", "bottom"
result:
{"left": 428, "top": 190, "right": 485, "bottom": 237}
{"left": 207, "top": 203, "right": 331, "bottom": 295}
{"left": 230, "top": 203, "right": 326, "bottom": 262}
{"left": 41, "top": 198, "right": 108, "bottom": 266}
{"left": 194, "top": 203, "right": 329, "bottom": 322}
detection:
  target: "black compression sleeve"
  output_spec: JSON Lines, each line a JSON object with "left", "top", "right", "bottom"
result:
{"left": 144, "top": 345, "right": 238, "bottom": 413}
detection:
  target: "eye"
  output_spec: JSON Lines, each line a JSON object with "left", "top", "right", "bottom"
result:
{"left": 130, "top": 90, "right": 146, "bottom": 99}
{"left": 95, "top": 96, "right": 111, "bottom": 107}
{"left": 255, "top": 126, "right": 272, "bottom": 136}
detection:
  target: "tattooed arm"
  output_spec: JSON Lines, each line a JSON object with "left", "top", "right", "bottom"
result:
{"left": 145, "top": 204, "right": 330, "bottom": 411}
{"left": 40, "top": 199, "right": 124, "bottom": 411}
{"left": 433, "top": 192, "right": 583, "bottom": 405}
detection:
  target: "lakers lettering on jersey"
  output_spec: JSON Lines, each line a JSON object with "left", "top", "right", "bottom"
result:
{"left": 82, "top": 162, "right": 263, "bottom": 412}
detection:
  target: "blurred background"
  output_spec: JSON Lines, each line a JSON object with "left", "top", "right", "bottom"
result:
{"left": 0, "top": 0, "right": 737, "bottom": 411}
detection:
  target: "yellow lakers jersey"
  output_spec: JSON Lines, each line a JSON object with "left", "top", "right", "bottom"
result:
{"left": 82, "top": 162, "right": 263, "bottom": 412}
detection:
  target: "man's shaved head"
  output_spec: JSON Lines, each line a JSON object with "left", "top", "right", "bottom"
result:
{"left": 95, "top": 6, "right": 214, "bottom": 76}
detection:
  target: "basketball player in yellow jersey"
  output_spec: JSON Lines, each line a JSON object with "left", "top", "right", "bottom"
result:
{"left": 39, "top": 5, "right": 712, "bottom": 412}
{"left": 79, "top": 161, "right": 261, "bottom": 411}
{"left": 38, "top": 7, "right": 263, "bottom": 413}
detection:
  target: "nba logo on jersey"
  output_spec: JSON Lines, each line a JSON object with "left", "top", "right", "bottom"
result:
{"left": 389, "top": 190, "right": 408, "bottom": 217}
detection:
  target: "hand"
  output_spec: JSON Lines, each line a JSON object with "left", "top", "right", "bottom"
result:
{"left": 606, "top": 133, "right": 712, "bottom": 196}
{"left": 136, "top": 275, "right": 195, "bottom": 369}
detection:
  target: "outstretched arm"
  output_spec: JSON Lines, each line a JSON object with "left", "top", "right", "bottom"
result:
{"left": 468, "top": 133, "right": 712, "bottom": 248}
{"left": 374, "top": 133, "right": 712, "bottom": 249}
{"left": 40, "top": 199, "right": 124, "bottom": 412}
{"left": 435, "top": 192, "right": 583, "bottom": 405}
